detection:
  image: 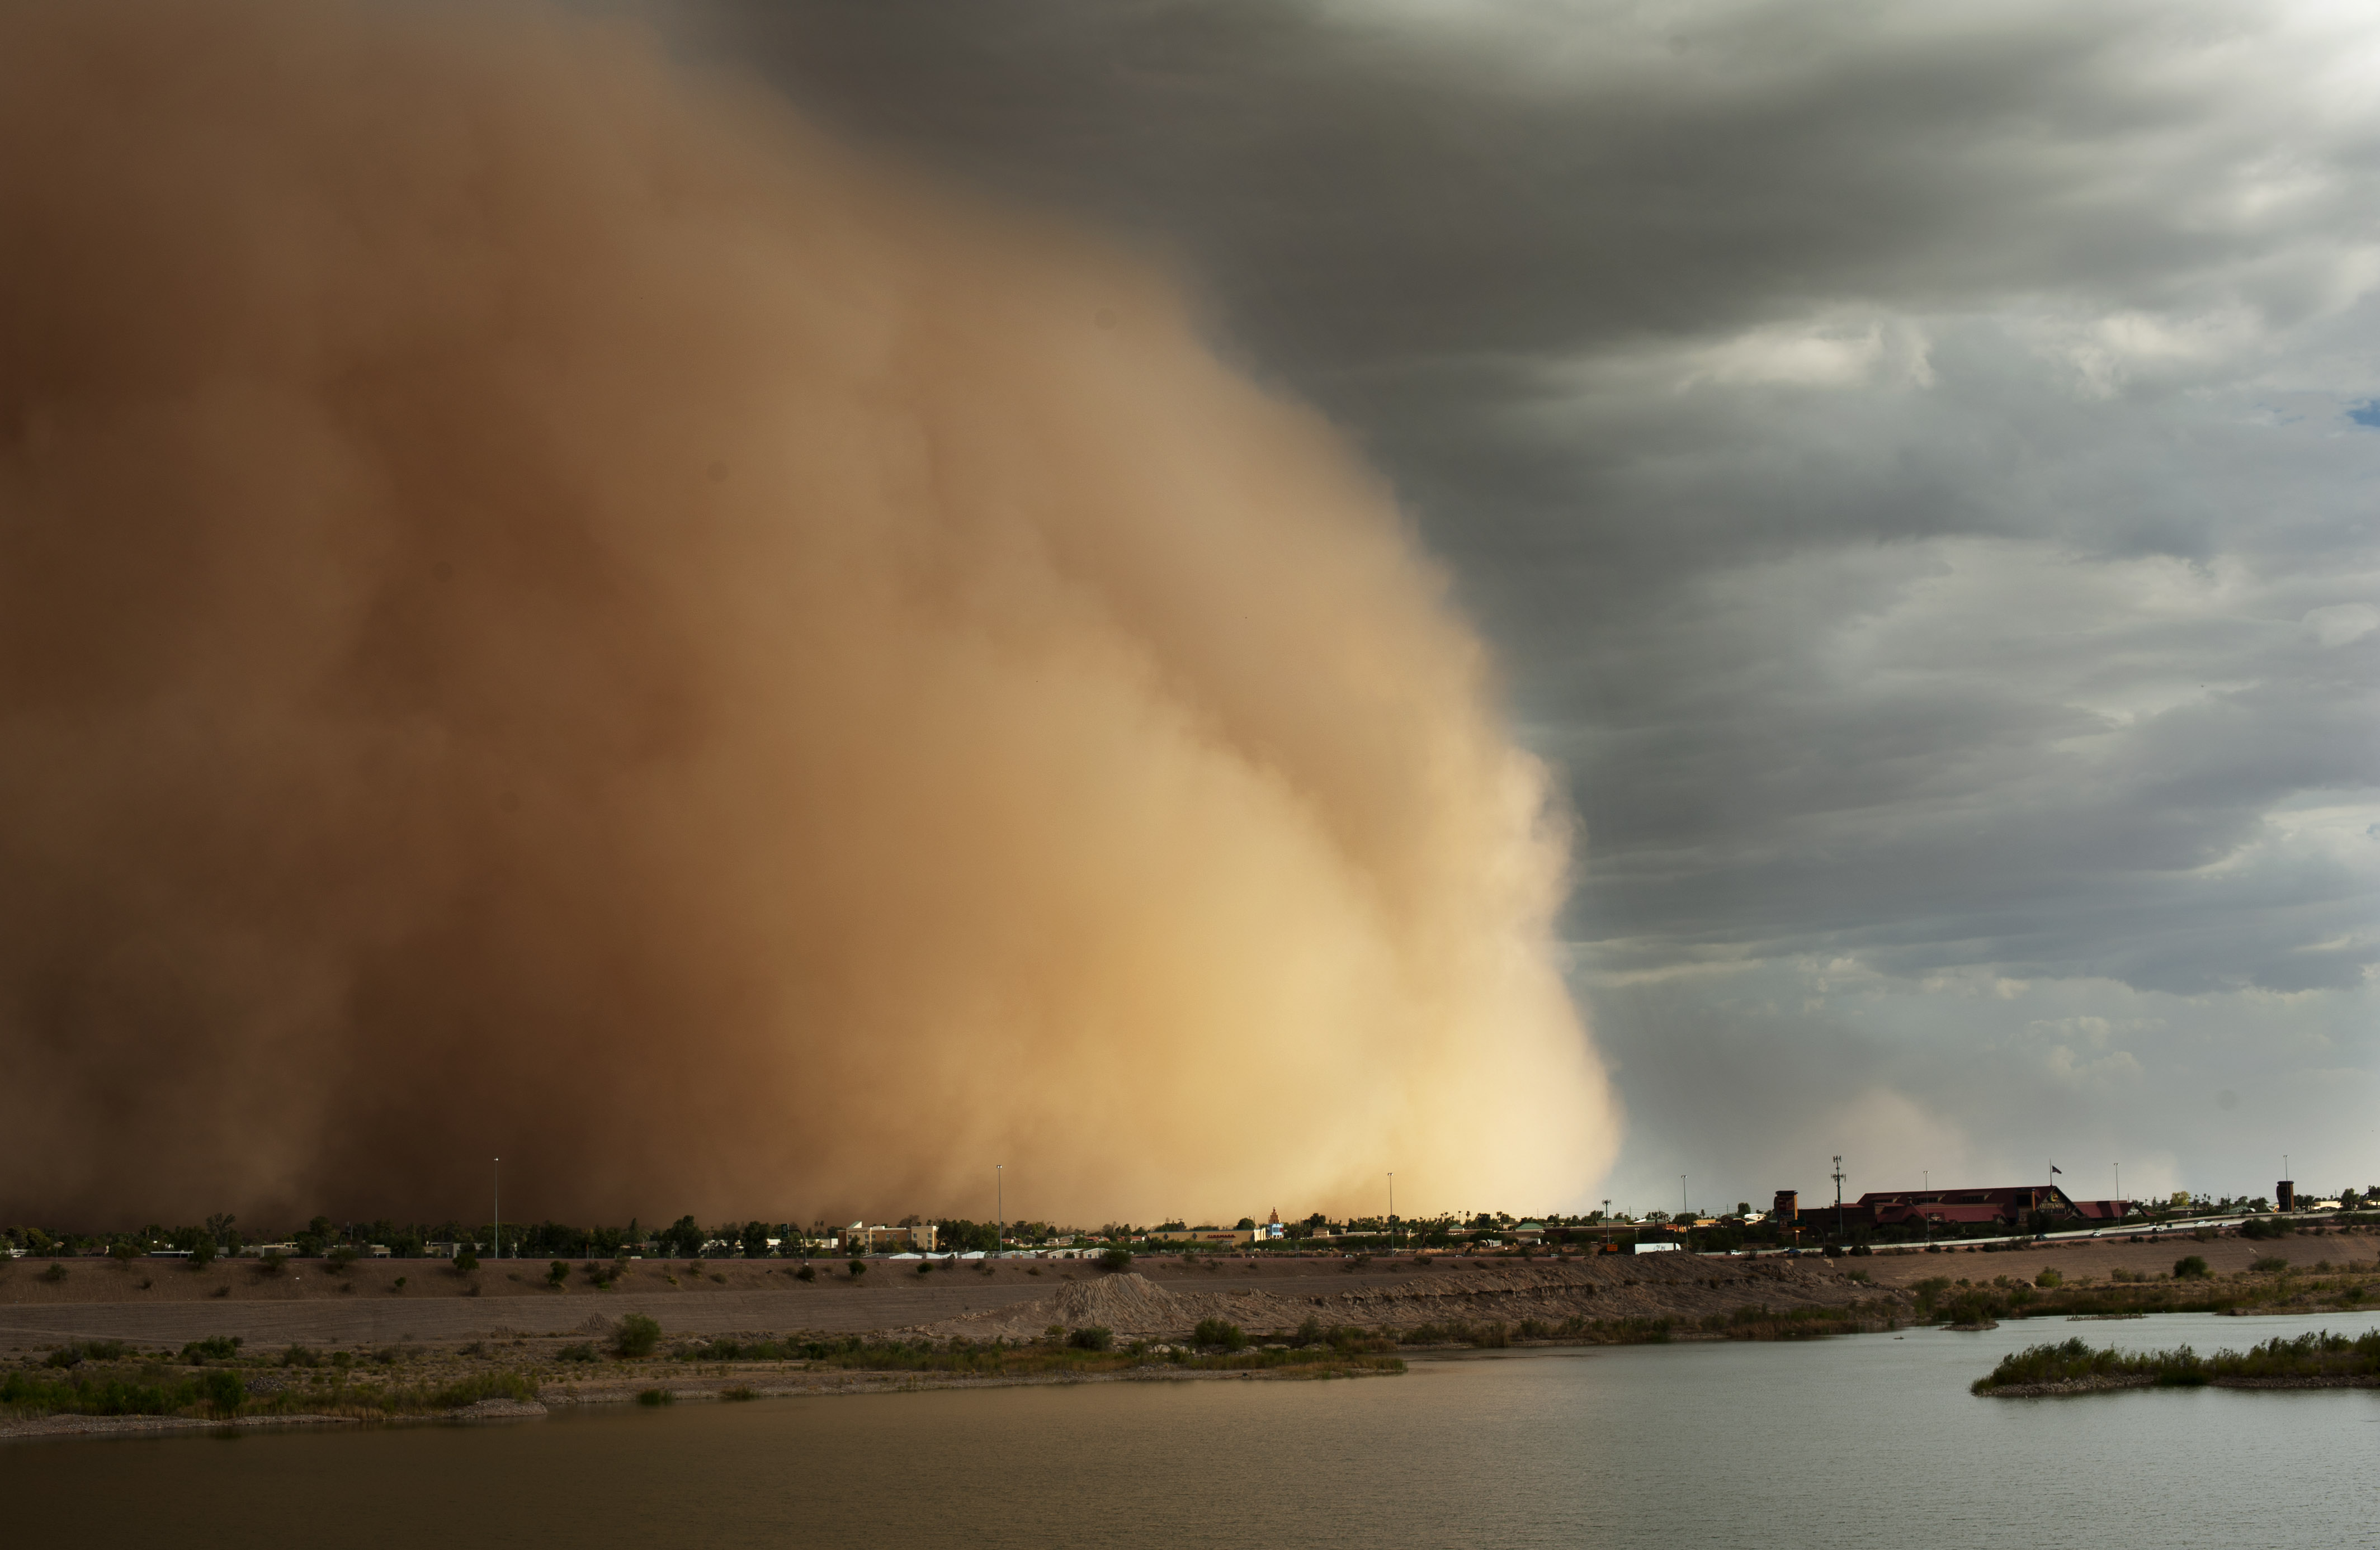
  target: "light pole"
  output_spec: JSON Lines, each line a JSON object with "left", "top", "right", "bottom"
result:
{"left": 1681, "top": 1175, "right": 1688, "bottom": 1222}
{"left": 493, "top": 1157, "right": 500, "bottom": 1260}
{"left": 1388, "top": 1172, "right": 1395, "bottom": 1250}
{"left": 997, "top": 1163, "right": 1003, "bottom": 1259}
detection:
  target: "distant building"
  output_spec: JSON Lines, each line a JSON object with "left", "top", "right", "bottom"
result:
{"left": 839, "top": 1222, "right": 937, "bottom": 1253}
{"left": 1816, "top": 1185, "right": 2131, "bottom": 1232}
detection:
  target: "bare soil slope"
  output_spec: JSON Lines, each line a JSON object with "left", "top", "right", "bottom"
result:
{"left": 1860, "top": 1226, "right": 2376, "bottom": 1288}
{"left": 0, "top": 1253, "right": 1892, "bottom": 1351}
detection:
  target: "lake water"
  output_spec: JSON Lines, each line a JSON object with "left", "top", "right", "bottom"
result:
{"left": 7, "top": 1310, "right": 2378, "bottom": 1547}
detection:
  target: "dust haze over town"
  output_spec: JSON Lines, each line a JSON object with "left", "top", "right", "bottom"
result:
{"left": 3, "top": 0, "right": 2376, "bottom": 1234}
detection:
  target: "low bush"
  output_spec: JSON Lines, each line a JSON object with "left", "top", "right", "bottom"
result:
{"left": 180, "top": 1336, "right": 242, "bottom": 1364}
{"left": 44, "top": 1340, "right": 131, "bottom": 1369}
{"left": 720, "top": 1386, "right": 757, "bottom": 1402}
{"left": 1192, "top": 1318, "right": 1247, "bottom": 1351}
{"left": 2035, "top": 1269, "right": 2063, "bottom": 1289}
{"left": 556, "top": 1343, "right": 599, "bottom": 1363}
{"left": 2173, "top": 1256, "right": 2212, "bottom": 1280}
{"left": 2251, "top": 1256, "right": 2291, "bottom": 1274}
{"left": 452, "top": 1250, "right": 479, "bottom": 1275}
{"left": 613, "top": 1313, "right": 662, "bottom": 1358}
{"left": 325, "top": 1246, "right": 356, "bottom": 1273}
{"left": 2, "top": 1365, "right": 243, "bottom": 1417}
{"left": 256, "top": 1251, "right": 286, "bottom": 1275}
{"left": 39, "top": 1261, "right": 68, "bottom": 1283}
{"left": 282, "top": 1345, "right": 320, "bottom": 1368}
{"left": 636, "top": 1387, "right": 675, "bottom": 1406}
{"left": 848, "top": 1259, "right": 867, "bottom": 1278}
{"left": 1068, "top": 1326, "right": 1114, "bottom": 1351}
{"left": 546, "top": 1260, "right": 569, "bottom": 1288}
{"left": 1100, "top": 1247, "right": 1134, "bottom": 1273}
{"left": 795, "top": 1264, "right": 815, "bottom": 1282}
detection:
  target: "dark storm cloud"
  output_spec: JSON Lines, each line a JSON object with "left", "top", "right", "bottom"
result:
{"left": 680, "top": 0, "right": 2379, "bottom": 1201}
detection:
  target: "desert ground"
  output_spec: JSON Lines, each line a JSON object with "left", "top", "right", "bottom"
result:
{"left": 1857, "top": 1222, "right": 2376, "bottom": 1287}
{"left": 0, "top": 1249, "right": 1887, "bottom": 1353}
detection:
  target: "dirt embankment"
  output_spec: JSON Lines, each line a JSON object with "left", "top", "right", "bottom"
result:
{"left": 1859, "top": 1225, "right": 2377, "bottom": 1288}
{"left": 915, "top": 1258, "right": 1897, "bottom": 1343}
{"left": 0, "top": 1253, "right": 1892, "bottom": 1351}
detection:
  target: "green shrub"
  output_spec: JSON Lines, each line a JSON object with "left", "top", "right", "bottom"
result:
{"left": 1068, "top": 1326, "right": 1114, "bottom": 1351}
{"left": 2251, "top": 1256, "right": 2290, "bottom": 1274}
{"left": 2035, "top": 1268, "right": 2062, "bottom": 1288}
{"left": 1100, "top": 1247, "right": 1134, "bottom": 1273}
{"left": 188, "top": 1240, "right": 216, "bottom": 1269}
{"left": 546, "top": 1260, "right": 569, "bottom": 1288}
{"left": 556, "top": 1343, "right": 599, "bottom": 1362}
{"left": 796, "top": 1264, "right": 815, "bottom": 1282}
{"left": 720, "top": 1385, "right": 757, "bottom": 1401}
{"left": 636, "top": 1387, "right": 675, "bottom": 1406}
{"left": 39, "top": 1261, "right": 67, "bottom": 1283}
{"left": 281, "top": 1345, "right": 320, "bottom": 1368}
{"left": 179, "top": 1335, "right": 242, "bottom": 1364}
{"left": 452, "top": 1250, "right": 479, "bottom": 1274}
{"left": 256, "top": 1251, "right": 286, "bottom": 1275}
{"left": 848, "top": 1259, "right": 867, "bottom": 1278}
{"left": 1192, "top": 1319, "right": 1246, "bottom": 1351}
{"left": 325, "top": 1246, "right": 356, "bottom": 1273}
{"left": 613, "top": 1313, "right": 662, "bottom": 1358}
{"left": 2174, "top": 1256, "right": 2212, "bottom": 1280}
{"left": 1296, "top": 1315, "right": 1324, "bottom": 1346}
{"left": 45, "top": 1340, "right": 131, "bottom": 1368}
{"left": 916, "top": 1260, "right": 933, "bottom": 1275}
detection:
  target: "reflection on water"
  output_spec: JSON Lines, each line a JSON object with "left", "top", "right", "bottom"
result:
{"left": 6, "top": 1310, "right": 2377, "bottom": 1548}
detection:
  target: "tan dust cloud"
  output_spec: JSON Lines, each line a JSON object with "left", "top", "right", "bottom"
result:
{"left": 0, "top": 0, "right": 1616, "bottom": 1229}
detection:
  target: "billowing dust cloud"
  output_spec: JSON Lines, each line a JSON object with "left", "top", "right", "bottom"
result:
{"left": 0, "top": 0, "right": 1615, "bottom": 1227}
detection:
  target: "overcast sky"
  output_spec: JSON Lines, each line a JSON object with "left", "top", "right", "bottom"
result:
{"left": 683, "top": 0, "right": 2378, "bottom": 1214}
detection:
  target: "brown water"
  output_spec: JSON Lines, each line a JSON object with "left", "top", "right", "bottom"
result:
{"left": 6, "top": 1311, "right": 2377, "bottom": 1547}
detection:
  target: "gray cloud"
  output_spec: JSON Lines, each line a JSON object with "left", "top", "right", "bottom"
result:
{"left": 683, "top": 0, "right": 2379, "bottom": 1206}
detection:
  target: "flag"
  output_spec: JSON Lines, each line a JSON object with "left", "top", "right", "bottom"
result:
{"left": 2050, "top": 1164, "right": 2062, "bottom": 1174}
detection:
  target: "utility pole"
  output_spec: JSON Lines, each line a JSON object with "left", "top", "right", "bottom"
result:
{"left": 1387, "top": 1173, "right": 1395, "bottom": 1250}
{"left": 493, "top": 1157, "right": 500, "bottom": 1260}
{"left": 1832, "top": 1155, "right": 1845, "bottom": 1241}
{"left": 997, "top": 1163, "right": 1003, "bottom": 1258}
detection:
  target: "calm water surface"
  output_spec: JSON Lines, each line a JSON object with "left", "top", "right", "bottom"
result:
{"left": 8, "top": 1310, "right": 2379, "bottom": 1548}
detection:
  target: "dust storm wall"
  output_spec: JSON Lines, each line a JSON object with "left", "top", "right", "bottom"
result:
{"left": 0, "top": 0, "right": 1616, "bottom": 1226}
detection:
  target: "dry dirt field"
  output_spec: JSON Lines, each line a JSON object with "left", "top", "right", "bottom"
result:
{"left": 1858, "top": 1223, "right": 2377, "bottom": 1287}
{"left": 0, "top": 1250, "right": 1887, "bottom": 1353}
